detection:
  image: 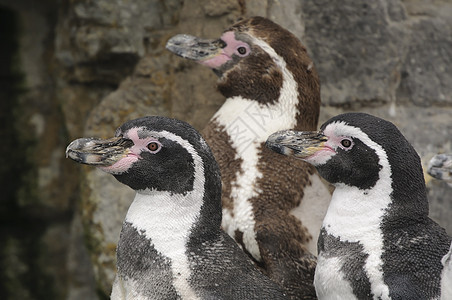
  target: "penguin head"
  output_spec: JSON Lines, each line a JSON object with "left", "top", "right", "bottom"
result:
{"left": 166, "top": 16, "right": 319, "bottom": 113}
{"left": 67, "top": 116, "right": 220, "bottom": 196}
{"left": 166, "top": 17, "right": 279, "bottom": 76}
{"left": 267, "top": 113, "right": 426, "bottom": 197}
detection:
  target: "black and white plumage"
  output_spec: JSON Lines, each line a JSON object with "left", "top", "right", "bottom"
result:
{"left": 66, "top": 116, "right": 287, "bottom": 299}
{"left": 428, "top": 153, "right": 452, "bottom": 187}
{"left": 266, "top": 112, "right": 452, "bottom": 299}
{"left": 167, "top": 17, "right": 330, "bottom": 299}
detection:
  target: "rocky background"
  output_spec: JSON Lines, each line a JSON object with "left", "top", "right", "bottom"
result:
{"left": 1, "top": 0, "right": 451, "bottom": 299}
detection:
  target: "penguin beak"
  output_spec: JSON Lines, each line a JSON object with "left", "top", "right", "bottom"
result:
{"left": 166, "top": 34, "right": 228, "bottom": 67}
{"left": 266, "top": 130, "right": 328, "bottom": 159}
{"left": 66, "top": 136, "right": 133, "bottom": 166}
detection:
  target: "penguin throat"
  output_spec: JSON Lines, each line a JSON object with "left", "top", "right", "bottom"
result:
{"left": 128, "top": 190, "right": 202, "bottom": 231}
{"left": 123, "top": 190, "right": 203, "bottom": 299}
{"left": 324, "top": 185, "right": 392, "bottom": 237}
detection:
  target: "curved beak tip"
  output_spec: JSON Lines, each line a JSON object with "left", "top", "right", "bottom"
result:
{"left": 65, "top": 137, "right": 100, "bottom": 164}
{"left": 166, "top": 34, "right": 224, "bottom": 62}
{"left": 167, "top": 34, "right": 198, "bottom": 45}
{"left": 265, "top": 131, "right": 293, "bottom": 156}
{"left": 166, "top": 34, "right": 202, "bottom": 58}
{"left": 166, "top": 34, "right": 193, "bottom": 50}
{"left": 266, "top": 130, "right": 327, "bottom": 159}
{"left": 265, "top": 139, "right": 280, "bottom": 154}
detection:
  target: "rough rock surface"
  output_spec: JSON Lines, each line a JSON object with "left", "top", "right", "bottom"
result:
{"left": 1, "top": 0, "right": 451, "bottom": 298}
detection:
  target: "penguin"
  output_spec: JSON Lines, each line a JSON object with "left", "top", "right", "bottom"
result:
{"left": 428, "top": 153, "right": 452, "bottom": 187}
{"left": 66, "top": 116, "right": 288, "bottom": 299}
{"left": 166, "top": 16, "right": 331, "bottom": 299}
{"left": 266, "top": 112, "right": 452, "bottom": 299}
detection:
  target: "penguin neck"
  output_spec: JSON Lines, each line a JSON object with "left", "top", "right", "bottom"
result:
{"left": 214, "top": 35, "right": 318, "bottom": 138}
{"left": 124, "top": 142, "right": 222, "bottom": 253}
{"left": 212, "top": 94, "right": 298, "bottom": 143}
{"left": 125, "top": 191, "right": 204, "bottom": 253}
{"left": 324, "top": 182, "right": 393, "bottom": 241}
{"left": 212, "top": 57, "right": 301, "bottom": 149}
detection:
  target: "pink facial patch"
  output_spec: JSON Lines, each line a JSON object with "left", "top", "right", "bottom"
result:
{"left": 99, "top": 154, "right": 139, "bottom": 174}
{"left": 98, "top": 127, "right": 158, "bottom": 175}
{"left": 303, "top": 125, "right": 348, "bottom": 166}
{"left": 199, "top": 53, "right": 232, "bottom": 69}
{"left": 305, "top": 146, "right": 336, "bottom": 166}
{"left": 199, "top": 31, "right": 250, "bottom": 69}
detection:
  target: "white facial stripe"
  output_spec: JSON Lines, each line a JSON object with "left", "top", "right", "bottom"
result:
{"left": 124, "top": 130, "right": 204, "bottom": 300}
{"left": 216, "top": 37, "right": 300, "bottom": 261}
{"left": 322, "top": 121, "right": 392, "bottom": 299}
{"left": 324, "top": 121, "right": 363, "bottom": 140}
{"left": 249, "top": 36, "right": 300, "bottom": 134}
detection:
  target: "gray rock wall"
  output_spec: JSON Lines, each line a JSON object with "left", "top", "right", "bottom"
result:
{"left": 1, "top": 0, "right": 450, "bottom": 299}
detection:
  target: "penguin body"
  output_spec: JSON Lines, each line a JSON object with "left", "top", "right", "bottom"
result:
{"left": 167, "top": 17, "right": 330, "bottom": 298}
{"left": 266, "top": 112, "right": 451, "bottom": 299}
{"left": 67, "top": 116, "right": 287, "bottom": 299}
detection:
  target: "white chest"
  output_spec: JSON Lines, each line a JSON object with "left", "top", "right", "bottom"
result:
{"left": 314, "top": 255, "right": 358, "bottom": 300}
{"left": 124, "top": 192, "right": 201, "bottom": 299}
{"left": 318, "top": 185, "right": 392, "bottom": 300}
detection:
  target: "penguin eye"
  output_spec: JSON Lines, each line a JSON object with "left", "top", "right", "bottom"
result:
{"left": 341, "top": 139, "right": 352, "bottom": 148}
{"left": 237, "top": 47, "right": 247, "bottom": 55}
{"left": 236, "top": 45, "right": 250, "bottom": 57}
{"left": 147, "top": 142, "right": 161, "bottom": 153}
